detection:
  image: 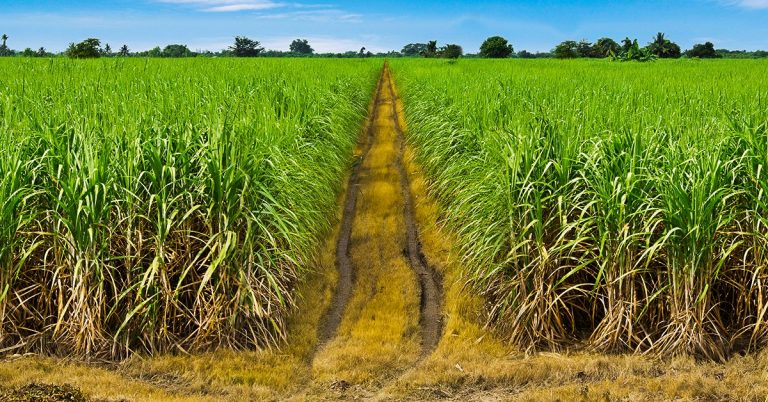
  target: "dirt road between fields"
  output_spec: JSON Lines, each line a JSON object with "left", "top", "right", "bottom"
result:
{"left": 308, "top": 65, "right": 444, "bottom": 396}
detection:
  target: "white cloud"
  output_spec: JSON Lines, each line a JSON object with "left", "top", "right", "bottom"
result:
{"left": 157, "top": 0, "right": 284, "bottom": 12}
{"left": 205, "top": 3, "right": 281, "bottom": 12}
{"left": 726, "top": 0, "right": 768, "bottom": 8}
{"left": 252, "top": 9, "right": 362, "bottom": 23}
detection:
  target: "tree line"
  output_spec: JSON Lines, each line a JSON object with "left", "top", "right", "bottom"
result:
{"left": 1, "top": 33, "right": 766, "bottom": 60}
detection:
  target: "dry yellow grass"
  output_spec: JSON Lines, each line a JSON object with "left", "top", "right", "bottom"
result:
{"left": 303, "top": 66, "right": 422, "bottom": 399}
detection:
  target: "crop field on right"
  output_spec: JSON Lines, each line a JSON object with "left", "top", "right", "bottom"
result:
{"left": 392, "top": 59, "right": 768, "bottom": 361}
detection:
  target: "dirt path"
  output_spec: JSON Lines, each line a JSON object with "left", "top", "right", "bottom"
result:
{"left": 306, "top": 65, "right": 444, "bottom": 396}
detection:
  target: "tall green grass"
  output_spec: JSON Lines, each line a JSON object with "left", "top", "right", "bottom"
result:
{"left": 0, "top": 58, "right": 379, "bottom": 358}
{"left": 391, "top": 59, "right": 768, "bottom": 360}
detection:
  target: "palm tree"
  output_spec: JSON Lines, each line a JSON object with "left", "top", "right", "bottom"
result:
{"left": 0, "top": 34, "right": 10, "bottom": 57}
{"left": 423, "top": 40, "right": 438, "bottom": 57}
{"left": 621, "top": 37, "right": 633, "bottom": 53}
{"left": 648, "top": 32, "right": 681, "bottom": 58}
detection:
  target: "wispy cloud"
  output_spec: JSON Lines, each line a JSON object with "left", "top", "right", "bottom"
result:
{"left": 253, "top": 9, "right": 362, "bottom": 23}
{"left": 157, "top": 0, "right": 284, "bottom": 12}
{"left": 724, "top": 0, "right": 768, "bottom": 9}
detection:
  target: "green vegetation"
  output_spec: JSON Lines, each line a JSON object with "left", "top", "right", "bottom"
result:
{"left": 479, "top": 36, "right": 514, "bottom": 58}
{"left": 289, "top": 39, "right": 314, "bottom": 55}
{"left": 230, "top": 36, "right": 264, "bottom": 57}
{"left": 611, "top": 39, "right": 656, "bottom": 62}
{"left": 0, "top": 58, "right": 380, "bottom": 358}
{"left": 687, "top": 41, "right": 721, "bottom": 58}
{"left": 391, "top": 59, "right": 768, "bottom": 360}
{"left": 647, "top": 32, "right": 682, "bottom": 58}
{"left": 65, "top": 38, "right": 102, "bottom": 59}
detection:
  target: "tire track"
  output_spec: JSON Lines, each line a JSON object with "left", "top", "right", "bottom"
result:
{"left": 316, "top": 70, "right": 385, "bottom": 346}
{"left": 385, "top": 65, "right": 444, "bottom": 356}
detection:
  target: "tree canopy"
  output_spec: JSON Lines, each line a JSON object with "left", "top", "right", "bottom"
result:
{"left": 687, "top": 42, "right": 720, "bottom": 58}
{"left": 0, "top": 34, "right": 13, "bottom": 57}
{"left": 553, "top": 40, "right": 579, "bottom": 58}
{"left": 230, "top": 36, "right": 263, "bottom": 57}
{"left": 422, "top": 41, "right": 439, "bottom": 58}
{"left": 440, "top": 44, "right": 463, "bottom": 59}
{"left": 647, "top": 33, "right": 681, "bottom": 58}
{"left": 479, "top": 36, "right": 514, "bottom": 58}
{"left": 161, "top": 44, "right": 195, "bottom": 58}
{"left": 401, "top": 43, "right": 428, "bottom": 57}
{"left": 289, "top": 39, "right": 314, "bottom": 55}
{"left": 592, "top": 38, "right": 620, "bottom": 57}
{"left": 66, "top": 38, "right": 101, "bottom": 59}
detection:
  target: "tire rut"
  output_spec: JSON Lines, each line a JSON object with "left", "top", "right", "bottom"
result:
{"left": 309, "top": 65, "right": 444, "bottom": 399}
{"left": 385, "top": 65, "right": 444, "bottom": 357}
{"left": 316, "top": 70, "right": 385, "bottom": 346}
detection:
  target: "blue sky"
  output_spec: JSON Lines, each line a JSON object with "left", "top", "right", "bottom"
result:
{"left": 2, "top": 0, "right": 767, "bottom": 53}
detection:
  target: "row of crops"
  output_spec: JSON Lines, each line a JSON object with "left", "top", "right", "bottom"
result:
{"left": 0, "top": 58, "right": 380, "bottom": 358}
{"left": 391, "top": 59, "right": 768, "bottom": 360}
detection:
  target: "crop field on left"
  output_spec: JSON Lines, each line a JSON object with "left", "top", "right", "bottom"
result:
{"left": 0, "top": 58, "right": 380, "bottom": 358}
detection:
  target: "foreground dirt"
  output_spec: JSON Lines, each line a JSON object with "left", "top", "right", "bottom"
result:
{"left": 2, "top": 65, "right": 768, "bottom": 401}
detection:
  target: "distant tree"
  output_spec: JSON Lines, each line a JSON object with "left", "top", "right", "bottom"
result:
{"left": 423, "top": 40, "right": 438, "bottom": 57}
{"left": 554, "top": 40, "right": 579, "bottom": 58}
{"left": 612, "top": 39, "right": 656, "bottom": 62}
{"left": 358, "top": 47, "right": 367, "bottom": 57}
{"left": 517, "top": 50, "right": 534, "bottom": 58}
{"left": 647, "top": 32, "right": 681, "bottom": 58}
{"left": 118, "top": 44, "right": 130, "bottom": 57}
{"left": 0, "top": 34, "right": 13, "bottom": 56}
{"left": 717, "top": 49, "right": 768, "bottom": 58}
{"left": 289, "top": 39, "right": 314, "bottom": 55}
{"left": 102, "top": 43, "right": 112, "bottom": 57}
{"left": 686, "top": 41, "right": 720, "bottom": 58}
{"left": 440, "top": 44, "right": 463, "bottom": 59}
{"left": 575, "top": 39, "right": 593, "bottom": 57}
{"left": 621, "top": 37, "right": 634, "bottom": 54}
{"left": 21, "top": 48, "right": 36, "bottom": 57}
{"left": 591, "top": 37, "right": 620, "bottom": 57}
{"left": 230, "top": 36, "right": 263, "bottom": 57}
{"left": 147, "top": 46, "right": 162, "bottom": 57}
{"left": 161, "top": 44, "right": 195, "bottom": 58}
{"left": 37, "top": 47, "right": 47, "bottom": 57}
{"left": 517, "top": 50, "right": 552, "bottom": 59}
{"left": 401, "top": 43, "right": 427, "bottom": 57}
{"left": 479, "top": 36, "right": 513, "bottom": 58}
{"left": 66, "top": 38, "right": 102, "bottom": 59}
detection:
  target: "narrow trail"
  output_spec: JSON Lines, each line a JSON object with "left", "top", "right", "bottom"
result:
{"left": 307, "top": 64, "right": 445, "bottom": 396}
